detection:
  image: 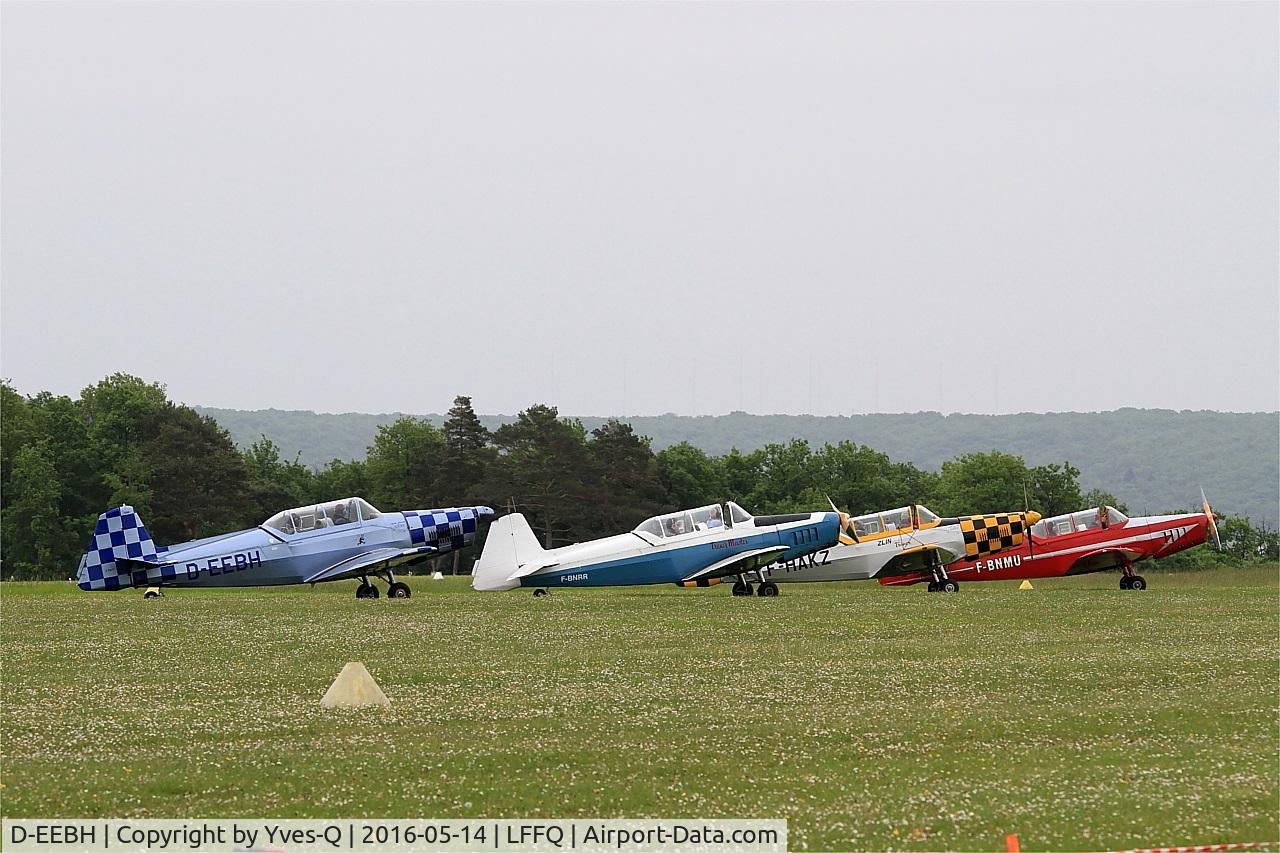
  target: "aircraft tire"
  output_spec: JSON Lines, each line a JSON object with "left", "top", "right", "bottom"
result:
{"left": 926, "top": 582, "right": 939, "bottom": 592}
{"left": 532, "top": 588, "right": 549, "bottom": 598}
{"left": 1129, "top": 575, "right": 1147, "bottom": 591}
{"left": 731, "top": 581, "right": 752, "bottom": 597}
{"left": 1119, "top": 576, "right": 1133, "bottom": 590}
{"left": 757, "top": 582, "right": 780, "bottom": 597}
{"left": 387, "top": 582, "right": 411, "bottom": 599}
{"left": 356, "top": 583, "right": 379, "bottom": 600}
{"left": 939, "top": 580, "right": 959, "bottom": 593}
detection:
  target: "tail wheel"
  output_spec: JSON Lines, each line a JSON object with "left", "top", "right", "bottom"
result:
{"left": 387, "top": 582, "right": 411, "bottom": 599}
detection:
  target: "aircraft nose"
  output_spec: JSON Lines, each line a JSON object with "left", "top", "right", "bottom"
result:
{"left": 476, "top": 506, "right": 495, "bottom": 519}
{"left": 1025, "top": 510, "right": 1042, "bottom": 525}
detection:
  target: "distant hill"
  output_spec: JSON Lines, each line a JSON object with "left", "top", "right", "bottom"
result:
{"left": 197, "top": 407, "right": 1280, "bottom": 526}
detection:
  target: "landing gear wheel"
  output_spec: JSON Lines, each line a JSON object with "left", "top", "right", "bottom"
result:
{"left": 731, "top": 581, "right": 753, "bottom": 597}
{"left": 1119, "top": 576, "right": 1133, "bottom": 590}
{"left": 927, "top": 581, "right": 939, "bottom": 592}
{"left": 532, "top": 588, "right": 549, "bottom": 598}
{"left": 1128, "top": 575, "right": 1146, "bottom": 591}
{"left": 757, "top": 582, "right": 780, "bottom": 597}
{"left": 387, "top": 582, "right": 411, "bottom": 599}
{"left": 355, "top": 583, "right": 379, "bottom": 599}
{"left": 939, "top": 580, "right": 959, "bottom": 593}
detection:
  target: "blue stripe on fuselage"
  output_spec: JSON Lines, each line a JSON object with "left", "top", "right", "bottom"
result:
{"left": 523, "top": 529, "right": 785, "bottom": 588}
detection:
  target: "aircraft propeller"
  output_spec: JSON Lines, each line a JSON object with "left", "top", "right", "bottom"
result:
{"left": 1200, "top": 487, "right": 1222, "bottom": 550}
{"left": 827, "top": 496, "right": 856, "bottom": 543}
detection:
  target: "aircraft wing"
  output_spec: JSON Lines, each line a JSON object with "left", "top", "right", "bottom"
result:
{"left": 873, "top": 544, "right": 961, "bottom": 578}
{"left": 304, "top": 545, "right": 437, "bottom": 584}
{"left": 1067, "top": 546, "right": 1145, "bottom": 575}
{"left": 682, "top": 546, "right": 790, "bottom": 582}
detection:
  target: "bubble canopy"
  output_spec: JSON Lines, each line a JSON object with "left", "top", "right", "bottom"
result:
{"left": 633, "top": 502, "right": 754, "bottom": 539}
{"left": 264, "top": 498, "right": 381, "bottom": 535}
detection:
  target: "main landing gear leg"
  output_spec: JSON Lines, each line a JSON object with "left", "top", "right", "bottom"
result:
{"left": 926, "top": 555, "right": 959, "bottom": 593}
{"left": 384, "top": 568, "right": 411, "bottom": 599}
{"left": 731, "top": 575, "right": 754, "bottom": 597}
{"left": 1119, "top": 559, "right": 1146, "bottom": 591}
{"left": 749, "top": 569, "right": 779, "bottom": 597}
{"left": 355, "top": 576, "right": 380, "bottom": 599}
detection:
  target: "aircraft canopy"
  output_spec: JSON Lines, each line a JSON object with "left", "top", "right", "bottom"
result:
{"left": 1032, "top": 506, "right": 1128, "bottom": 538}
{"left": 634, "top": 502, "right": 754, "bottom": 539}
{"left": 850, "top": 505, "right": 940, "bottom": 537}
{"left": 264, "top": 497, "right": 381, "bottom": 535}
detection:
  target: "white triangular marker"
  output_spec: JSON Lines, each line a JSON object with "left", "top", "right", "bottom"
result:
{"left": 1018, "top": 580, "right": 1034, "bottom": 590}
{"left": 432, "top": 571, "right": 444, "bottom": 580}
{"left": 320, "top": 662, "right": 390, "bottom": 708}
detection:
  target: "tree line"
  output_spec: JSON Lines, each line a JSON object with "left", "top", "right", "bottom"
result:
{"left": 3, "top": 374, "right": 1275, "bottom": 580}
{"left": 200, "top": 405, "right": 1280, "bottom": 527}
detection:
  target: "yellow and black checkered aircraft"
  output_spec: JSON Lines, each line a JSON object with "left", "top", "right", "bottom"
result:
{"left": 763, "top": 503, "right": 1041, "bottom": 593}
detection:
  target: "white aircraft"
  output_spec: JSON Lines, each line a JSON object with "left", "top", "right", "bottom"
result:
{"left": 763, "top": 503, "right": 1042, "bottom": 593}
{"left": 473, "top": 501, "right": 843, "bottom": 597}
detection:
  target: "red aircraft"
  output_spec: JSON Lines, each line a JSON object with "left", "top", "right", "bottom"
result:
{"left": 879, "top": 492, "right": 1221, "bottom": 591}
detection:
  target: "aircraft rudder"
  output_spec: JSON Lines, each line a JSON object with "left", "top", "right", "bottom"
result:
{"left": 77, "top": 505, "right": 162, "bottom": 591}
{"left": 472, "top": 513, "right": 544, "bottom": 591}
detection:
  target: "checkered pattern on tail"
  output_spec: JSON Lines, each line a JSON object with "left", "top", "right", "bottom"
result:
{"left": 402, "top": 507, "right": 481, "bottom": 553}
{"left": 77, "top": 506, "right": 165, "bottom": 591}
{"left": 959, "top": 513, "right": 1027, "bottom": 559}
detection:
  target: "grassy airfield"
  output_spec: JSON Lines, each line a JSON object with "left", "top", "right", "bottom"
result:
{"left": 1, "top": 569, "right": 1276, "bottom": 852}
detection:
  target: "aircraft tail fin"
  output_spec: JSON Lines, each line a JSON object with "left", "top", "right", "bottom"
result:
{"left": 76, "top": 505, "right": 164, "bottom": 590}
{"left": 472, "top": 513, "right": 546, "bottom": 591}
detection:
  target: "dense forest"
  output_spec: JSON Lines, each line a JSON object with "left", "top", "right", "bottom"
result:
{"left": 201, "top": 405, "right": 1279, "bottom": 526}
{"left": 3, "top": 374, "right": 1276, "bottom": 580}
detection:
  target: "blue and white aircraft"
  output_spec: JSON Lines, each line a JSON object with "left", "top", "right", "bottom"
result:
{"left": 76, "top": 497, "right": 494, "bottom": 599}
{"left": 473, "top": 501, "right": 844, "bottom": 597}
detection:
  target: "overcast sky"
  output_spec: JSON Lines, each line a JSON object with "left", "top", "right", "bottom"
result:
{"left": 3, "top": 2, "right": 1276, "bottom": 417}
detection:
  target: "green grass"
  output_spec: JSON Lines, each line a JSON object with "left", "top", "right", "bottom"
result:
{"left": 2, "top": 568, "right": 1277, "bottom": 851}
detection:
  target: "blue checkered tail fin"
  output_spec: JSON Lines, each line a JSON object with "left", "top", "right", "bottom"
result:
{"left": 76, "top": 505, "right": 163, "bottom": 591}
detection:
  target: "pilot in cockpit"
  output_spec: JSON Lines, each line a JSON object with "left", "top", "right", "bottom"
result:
{"left": 666, "top": 517, "right": 685, "bottom": 537}
{"left": 332, "top": 502, "right": 351, "bottom": 525}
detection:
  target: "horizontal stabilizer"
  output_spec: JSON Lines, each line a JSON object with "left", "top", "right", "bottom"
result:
{"left": 304, "top": 545, "right": 437, "bottom": 584}
{"left": 507, "top": 559, "right": 561, "bottom": 582}
{"left": 682, "top": 546, "right": 789, "bottom": 582}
